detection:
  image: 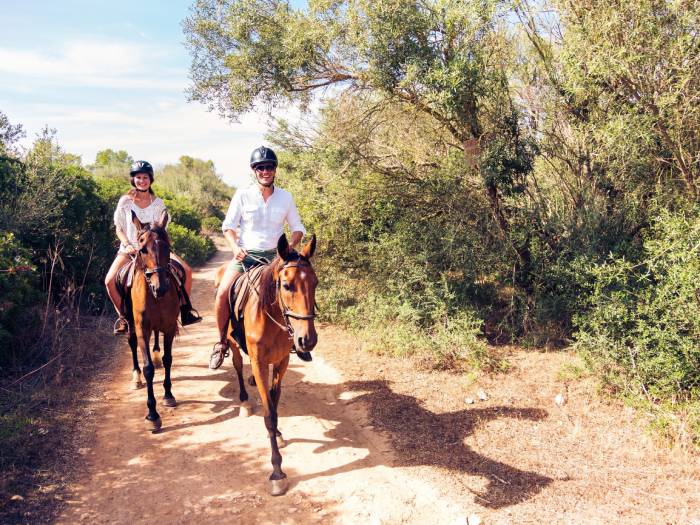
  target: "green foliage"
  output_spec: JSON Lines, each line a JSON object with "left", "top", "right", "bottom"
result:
{"left": 0, "top": 233, "right": 40, "bottom": 366}
{"left": 168, "top": 224, "right": 215, "bottom": 266}
{"left": 163, "top": 195, "right": 202, "bottom": 232}
{"left": 575, "top": 209, "right": 700, "bottom": 403}
{"left": 201, "top": 215, "right": 222, "bottom": 234}
{"left": 94, "top": 148, "right": 133, "bottom": 168}
{"left": 155, "top": 156, "right": 232, "bottom": 219}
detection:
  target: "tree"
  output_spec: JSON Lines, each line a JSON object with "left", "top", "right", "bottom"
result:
{"left": 0, "top": 110, "right": 25, "bottom": 157}
{"left": 94, "top": 148, "right": 133, "bottom": 168}
{"left": 184, "top": 0, "right": 536, "bottom": 296}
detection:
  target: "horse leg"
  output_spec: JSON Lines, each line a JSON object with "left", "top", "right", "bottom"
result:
{"left": 250, "top": 353, "right": 288, "bottom": 496}
{"left": 231, "top": 337, "right": 251, "bottom": 416}
{"left": 129, "top": 331, "right": 143, "bottom": 390}
{"left": 137, "top": 328, "right": 161, "bottom": 432}
{"left": 270, "top": 355, "right": 290, "bottom": 448}
{"left": 161, "top": 331, "right": 176, "bottom": 407}
{"left": 152, "top": 331, "right": 162, "bottom": 369}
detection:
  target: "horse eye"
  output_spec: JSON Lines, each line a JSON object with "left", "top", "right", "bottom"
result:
{"left": 282, "top": 283, "right": 291, "bottom": 291}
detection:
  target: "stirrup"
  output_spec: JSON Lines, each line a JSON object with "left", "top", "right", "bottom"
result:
{"left": 113, "top": 316, "right": 128, "bottom": 335}
{"left": 209, "top": 341, "right": 229, "bottom": 370}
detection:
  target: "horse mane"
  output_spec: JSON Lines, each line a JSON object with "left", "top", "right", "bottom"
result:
{"left": 257, "top": 251, "right": 307, "bottom": 310}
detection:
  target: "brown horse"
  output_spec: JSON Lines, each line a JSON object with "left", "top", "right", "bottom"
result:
{"left": 226, "top": 234, "right": 318, "bottom": 495}
{"left": 125, "top": 210, "right": 180, "bottom": 432}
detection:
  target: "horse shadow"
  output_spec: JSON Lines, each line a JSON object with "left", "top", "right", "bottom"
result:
{"left": 284, "top": 378, "right": 554, "bottom": 509}
{"left": 161, "top": 361, "right": 553, "bottom": 508}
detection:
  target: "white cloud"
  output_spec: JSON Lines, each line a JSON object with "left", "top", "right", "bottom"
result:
{"left": 0, "top": 39, "right": 182, "bottom": 90}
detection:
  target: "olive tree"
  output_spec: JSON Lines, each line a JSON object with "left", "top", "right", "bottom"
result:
{"left": 184, "top": 0, "right": 536, "bottom": 295}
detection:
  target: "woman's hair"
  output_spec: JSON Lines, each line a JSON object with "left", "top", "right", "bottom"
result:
{"left": 127, "top": 187, "right": 155, "bottom": 198}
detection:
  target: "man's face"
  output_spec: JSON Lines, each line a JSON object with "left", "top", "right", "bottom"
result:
{"left": 253, "top": 163, "right": 276, "bottom": 187}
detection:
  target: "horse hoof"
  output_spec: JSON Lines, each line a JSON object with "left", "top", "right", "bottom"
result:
{"left": 146, "top": 416, "right": 162, "bottom": 433}
{"left": 239, "top": 401, "right": 253, "bottom": 417}
{"left": 163, "top": 396, "right": 177, "bottom": 407}
{"left": 153, "top": 352, "right": 162, "bottom": 369}
{"left": 131, "top": 371, "right": 143, "bottom": 389}
{"left": 276, "top": 434, "right": 287, "bottom": 448}
{"left": 269, "top": 477, "right": 289, "bottom": 496}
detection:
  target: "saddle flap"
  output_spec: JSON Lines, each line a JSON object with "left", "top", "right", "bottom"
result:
{"left": 228, "top": 265, "right": 266, "bottom": 321}
{"left": 116, "top": 259, "right": 137, "bottom": 297}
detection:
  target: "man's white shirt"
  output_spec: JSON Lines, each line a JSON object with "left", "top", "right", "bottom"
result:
{"left": 221, "top": 185, "right": 306, "bottom": 250}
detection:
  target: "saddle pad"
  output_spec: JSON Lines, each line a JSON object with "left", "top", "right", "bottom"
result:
{"left": 116, "top": 258, "right": 185, "bottom": 296}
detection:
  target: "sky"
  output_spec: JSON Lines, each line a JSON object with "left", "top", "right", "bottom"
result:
{"left": 0, "top": 0, "right": 305, "bottom": 188}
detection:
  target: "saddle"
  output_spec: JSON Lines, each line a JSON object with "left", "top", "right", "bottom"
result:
{"left": 226, "top": 264, "right": 267, "bottom": 354}
{"left": 116, "top": 258, "right": 186, "bottom": 301}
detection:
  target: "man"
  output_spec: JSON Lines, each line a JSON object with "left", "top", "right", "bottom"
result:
{"left": 209, "top": 145, "right": 309, "bottom": 370}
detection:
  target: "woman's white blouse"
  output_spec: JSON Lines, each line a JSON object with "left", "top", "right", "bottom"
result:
{"left": 113, "top": 195, "right": 168, "bottom": 253}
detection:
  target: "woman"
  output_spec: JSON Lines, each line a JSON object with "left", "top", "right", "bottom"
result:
{"left": 104, "top": 160, "right": 201, "bottom": 334}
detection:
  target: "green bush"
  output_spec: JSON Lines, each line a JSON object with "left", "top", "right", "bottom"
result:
{"left": 168, "top": 224, "right": 215, "bottom": 266}
{"left": 201, "top": 216, "right": 222, "bottom": 234}
{"left": 0, "top": 232, "right": 40, "bottom": 368}
{"left": 575, "top": 209, "right": 700, "bottom": 404}
{"left": 163, "top": 196, "right": 201, "bottom": 232}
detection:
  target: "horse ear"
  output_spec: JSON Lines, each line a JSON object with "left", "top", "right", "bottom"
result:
{"left": 299, "top": 234, "right": 316, "bottom": 259}
{"left": 158, "top": 210, "right": 169, "bottom": 229}
{"left": 277, "top": 234, "right": 290, "bottom": 259}
{"left": 131, "top": 210, "right": 144, "bottom": 231}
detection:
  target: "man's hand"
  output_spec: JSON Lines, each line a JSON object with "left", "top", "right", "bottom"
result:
{"left": 232, "top": 244, "right": 248, "bottom": 261}
{"left": 124, "top": 245, "right": 137, "bottom": 255}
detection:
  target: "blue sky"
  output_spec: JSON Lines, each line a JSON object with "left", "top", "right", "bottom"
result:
{"left": 0, "top": 0, "right": 305, "bottom": 188}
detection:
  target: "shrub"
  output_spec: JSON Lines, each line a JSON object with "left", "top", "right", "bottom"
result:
{"left": 0, "top": 232, "right": 40, "bottom": 368}
{"left": 201, "top": 216, "right": 222, "bottom": 234}
{"left": 163, "top": 196, "right": 201, "bottom": 232}
{"left": 575, "top": 209, "right": 700, "bottom": 404}
{"left": 168, "top": 224, "right": 215, "bottom": 266}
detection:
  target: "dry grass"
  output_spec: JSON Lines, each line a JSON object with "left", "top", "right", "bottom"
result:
{"left": 319, "top": 324, "right": 700, "bottom": 524}
{"left": 0, "top": 313, "right": 118, "bottom": 524}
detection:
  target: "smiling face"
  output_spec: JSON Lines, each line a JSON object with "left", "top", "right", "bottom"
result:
{"left": 253, "top": 163, "right": 276, "bottom": 187}
{"left": 132, "top": 172, "right": 152, "bottom": 191}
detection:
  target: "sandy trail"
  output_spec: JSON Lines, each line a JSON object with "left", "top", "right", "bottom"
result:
{"left": 57, "top": 249, "right": 468, "bottom": 525}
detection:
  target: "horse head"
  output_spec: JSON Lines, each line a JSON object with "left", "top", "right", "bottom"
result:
{"left": 131, "top": 210, "right": 171, "bottom": 299}
{"left": 274, "top": 234, "right": 318, "bottom": 353}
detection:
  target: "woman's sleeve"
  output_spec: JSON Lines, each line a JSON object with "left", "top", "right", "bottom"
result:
{"left": 113, "top": 196, "right": 129, "bottom": 233}
{"left": 155, "top": 198, "right": 170, "bottom": 229}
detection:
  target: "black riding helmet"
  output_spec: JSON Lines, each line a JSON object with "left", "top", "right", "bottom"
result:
{"left": 249, "top": 146, "right": 278, "bottom": 168}
{"left": 130, "top": 160, "right": 154, "bottom": 183}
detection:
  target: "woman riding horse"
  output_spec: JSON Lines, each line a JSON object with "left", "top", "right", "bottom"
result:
{"left": 104, "top": 160, "right": 201, "bottom": 334}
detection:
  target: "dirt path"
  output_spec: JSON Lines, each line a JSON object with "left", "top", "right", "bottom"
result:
{"left": 56, "top": 246, "right": 700, "bottom": 524}
{"left": 56, "top": 249, "right": 470, "bottom": 525}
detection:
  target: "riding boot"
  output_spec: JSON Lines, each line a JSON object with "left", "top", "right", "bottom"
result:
{"left": 179, "top": 289, "right": 202, "bottom": 326}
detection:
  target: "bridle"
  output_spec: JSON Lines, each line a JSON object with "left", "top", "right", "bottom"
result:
{"left": 138, "top": 228, "right": 169, "bottom": 297}
{"left": 238, "top": 253, "right": 318, "bottom": 346}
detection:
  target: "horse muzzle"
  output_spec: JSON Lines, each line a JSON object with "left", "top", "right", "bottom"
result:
{"left": 294, "top": 329, "right": 317, "bottom": 352}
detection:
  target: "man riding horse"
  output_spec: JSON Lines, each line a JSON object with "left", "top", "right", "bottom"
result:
{"left": 209, "top": 146, "right": 311, "bottom": 370}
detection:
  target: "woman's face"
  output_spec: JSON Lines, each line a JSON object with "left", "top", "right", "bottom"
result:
{"left": 133, "top": 173, "right": 152, "bottom": 191}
